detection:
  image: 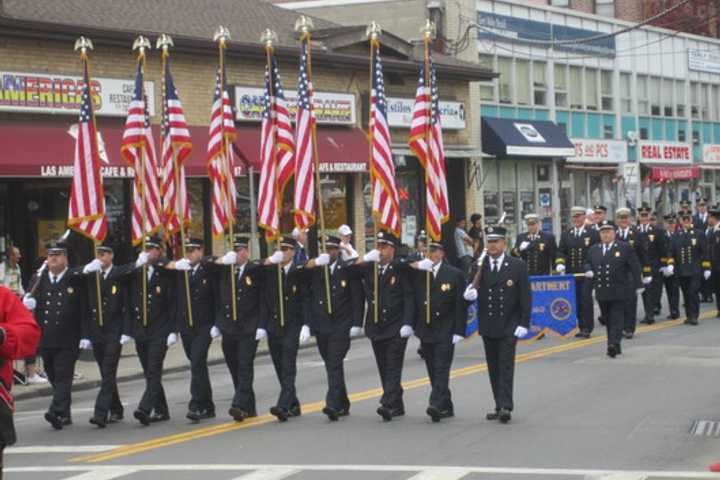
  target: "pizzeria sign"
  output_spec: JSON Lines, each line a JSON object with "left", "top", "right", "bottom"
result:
{"left": 234, "top": 86, "right": 356, "bottom": 125}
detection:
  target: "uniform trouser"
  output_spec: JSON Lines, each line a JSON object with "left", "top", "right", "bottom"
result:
{"left": 701, "top": 272, "right": 714, "bottom": 300}
{"left": 642, "top": 269, "right": 663, "bottom": 321}
{"left": 316, "top": 334, "right": 351, "bottom": 412}
{"left": 267, "top": 332, "right": 300, "bottom": 411}
{"left": 422, "top": 340, "right": 455, "bottom": 412}
{"left": 663, "top": 275, "right": 680, "bottom": 316}
{"left": 136, "top": 339, "right": 169, "bottom": 415}
{"left": 598, "top": 300, "right": 624, "bottom": 347}
{"left": 371, "top": 335, "right": 408, "bottom": 410}
{"left": 677, "top": 274, "right": 701, "bottom": 320}
{"left": 181, "top": 330, "right": 214, "bottom": 413}
{"left": 221, "top": 334, "right": 258, "bottom": 413}
{"left": 481, "top": 336, "right": 517, "bottom": 412}
{"left": 41, "top": 347, "right": 78, "bottom": 418}
{"left": 92, "top": 341, "right": 123, "bottom": 419}
{"left": 713, "top": 271, "right": 720, "bottom": 313}
{"left": 575, "top": 277, "right": 595, "bottom": 333}
{"left": 623, "top": 293, "right": 638, "bottom": 334}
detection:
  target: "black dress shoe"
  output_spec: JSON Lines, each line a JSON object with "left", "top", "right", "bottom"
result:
{"left": 337, "top": 408, "right": 350, "bottom": 417}
{"left": 486, "top": 411, "right": 499, "bottom": 421}
{"left": 44, "top": 412, "right": 63, "bottom": 430}
{"left": 288, "top": 405, "right": 302, "bottom": 417}
{"left": 685, "top": 317, "right": 699, "bottom": 326}
{"left": 376, "top": 406, "right": 404, "bottom": 421}
{"left": 108, "top": 412, "right": 123, "bottom": 423}
{"left": 640, "top": 318, "right": 654, "bottom": 325}
{"left": 668, "top": 313, "right": 680, "bottom": 320}
{"left": 228, "top": 407, "right": 249, "bottom": 422}
{"left": 134, "top": 409, "right": 151, "bottom": 426}
{"left": 186, "top": 409, "right": 215, "bottom": 422}
{"left": 62, "top": 416, "right": 73, "bottom": 426}
{"left": 322, "top": 406, "right": 340, "bottom": 421}
{"left": 149, "top": 412, "right": 170, "bottom": 423}
{"left": 575, "top": 331, "right": 590, "bottom": 339}
{"left": 623, "top": 331, "right": 634, "bottom": 339}
{"left": 426, "top": 406, "right": 454, "bottom": 423}
{"left": 89, "top": 416, "right": 107, "bottom": 428}
{"left": 270, "top": 406, "right": 289, "bottom": 422}
{"left": 498, "top": 409, "right": 512, "bottom": 424}
{"left": 607, "top": 344, "right": 618, "bottom": 358}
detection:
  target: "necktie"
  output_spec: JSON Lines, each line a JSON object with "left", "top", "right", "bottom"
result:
{"left": 51, "top": 275, "right": 56, "bottom": 285}
{"left": 575, "top": 229, "right": 579, "bottom": 238}
{"left": 492, "top": 260, "right": 498, "bottom": 272}
{"left": 603, "top": 245, "right": 607, "bottom": 256}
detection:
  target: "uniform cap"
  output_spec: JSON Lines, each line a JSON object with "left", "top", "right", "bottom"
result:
{"left": 484, "top": 225, "right": 507, "bottom": 240}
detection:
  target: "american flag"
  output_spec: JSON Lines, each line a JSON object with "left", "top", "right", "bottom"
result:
{"left": 121, "top": 62, "right": 162, "bottom": 245}
{"left": 67, "top": 58, "right": 107, "bottom": 242}
{"left": 369, "top": 43, "right": 400, "bottom": 237}
{"left": 160, "top": 57, "right": 192, "bottom": 236}
{"left": 292, "top": 40, "right": 316, "bottom": 230}
{"left": 207, "top": 68, "right": 238, "bottom": 237}
{"left": 258, "top": 54, "right": 294, "bottom": 240}
{"left": 408, "top": 53, "right": 448, "bottom": 241}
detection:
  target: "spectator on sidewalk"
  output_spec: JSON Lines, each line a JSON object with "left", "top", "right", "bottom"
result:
{"left": 454, "top": 218, "right": 474, "bottom": 274}
{"left": 467, "top": 213, "right": 484, "bottom": 257}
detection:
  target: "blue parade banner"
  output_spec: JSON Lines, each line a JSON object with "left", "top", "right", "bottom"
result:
{"left": 465, "top": 275, "right": 577, "bottom": 340}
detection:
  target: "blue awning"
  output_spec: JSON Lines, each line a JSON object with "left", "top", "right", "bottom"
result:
{"left": 481, "top": 117, "right": 575, "bottom": 158}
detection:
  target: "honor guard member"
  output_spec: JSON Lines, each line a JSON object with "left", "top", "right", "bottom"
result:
{"left": 412, "top": 230, "right": 429, "bottom": 360}
{"left": 214, "top": 235, "right": 264, "bottom": 422}
{"left": 615, "top": 207, "right": 650, "bottom": 338}
{"left": 695, "top": 199, "right": 714, "bottom": 303}
{"left": 80, "top": 241, "right": 126, "bottom": 428}
{"left": 171, "top": 237, "right": 216, "bottom": 422}
{"left": 260, "top": 236, "right": 306, "bottom": 422}
{"left": 511, "top": 213, "right": 557, "bottom": 276}
{"left": 661, "top": 214, "right": 681, "bottom": 319}
{"left": 592, "top": 205, "right": 608, "bottom": 230}
{"left": 347, "top": 231, "right": 416, "bottom": 421}
{"left": 413, "top": 241, "right": 466, "bottom": 422}
{"left": 304, "top": 236, "right": 364, "bottom": 421}
{"left": 556, "top": 207, "right": 600, "bottom": 338}
{"left": 636, "top": 205, "right": 667, "bottom": 325}
{"left": 706, "top": 208, "right": 720, "bottom": 316}
{"left": 115, "top": 236, "right": 175, "bottom": 426}
{"left": 23, "top": 241, "right": 87, "bottom": 430}
{"left": 464, "top": 226, "right": 530, "bottom": 423}
{"left": 584, "top": 220, "right": 642, "bottom": 358}
{"left": 668, "top": 210, "right": 710, "bottom": 325}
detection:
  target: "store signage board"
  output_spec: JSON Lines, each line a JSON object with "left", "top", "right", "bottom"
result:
{"left": 0, "top": 71, "right": 155, "bottom": 116}
{"left": 688, "top": 49, "right": 720, "bottom": 75}
{"left": 234, "top": 86, "right": 355, "bottom": 125}
{"left": 571, "top": 139, "right": 627, "bottom": 163}
{"left": 703, "top": 144, "right": 720, "bottom": 163}
{"left": 386, "top": 97, "right": 465, "bottom": 130}
{"left": 637, "top": 141, "right": 692, "bottom": 164}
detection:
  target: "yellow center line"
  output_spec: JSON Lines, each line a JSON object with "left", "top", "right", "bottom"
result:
{"left": 72, "top": 310, "right": 714, "bottom": 464}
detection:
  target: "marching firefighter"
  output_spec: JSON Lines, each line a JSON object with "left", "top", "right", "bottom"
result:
{"left": 707, "top": 208, "right": 720, "bottom": 316}
{"left": 615, "top": 207, "right": 650, "bottom": 339}
{"left": 661, "top": 214, "right": 681, "bottom": 320}
{"left": 511, "top": 213, "right": 557, "bottom": 276}
{"left": 636, "top": 205, "right": 666, "bottom": 325}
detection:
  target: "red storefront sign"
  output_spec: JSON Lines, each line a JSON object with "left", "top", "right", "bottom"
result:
{"left": 649, "top": 166, "right": 700, "bottom": 181}
{"left": 638, "top": 141, "right": 692, "bottom": 163}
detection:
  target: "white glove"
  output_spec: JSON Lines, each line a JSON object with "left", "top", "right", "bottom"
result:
{"left": 556, "top": 263, "right": 566, "bottom": 273}
{"left": 452, "top": 334, "right": 464, "bottom": 345}
{"left": 135, "top": 251, "right": 149, "bottom": 268}
{"left": 166, "top": 332, "right": 178, "bottom": 347}
{"left": 519, "top": 241, "right": 530, "bottom": 252}
{"left": 210, "top": 326, "right": 222, "bottom": 339}
{"left": 83, "top": 259, "right": 102, "bottom": 274}
{"left": 584, "top": 270, "right": 594, "bottom": 279}
{"left": 636, "top": 288, "right": 645, "bottom": 295}
{"left": 349, "top": 326, "right": 363, "bottom": 337}
{"left": 363, "top": 249, "right": 380, "bottom": 263}
{"left": 255, "top": 328, "right": 267, "bottom": 341}
{"left": 299, "top": 325, "right": 311, "bottom": 343}
{"left": 663, "top": 264, "right": 674, "bottom": 277}
{"left": 120, "top": 334, "right": 133, "bottom": 345}
{"left": 79, "top": 339, "right": 92, "bottom": 350}
{"left": 221, "top": 251, "right": 237, "bottom": 265}
{"left": 463, "top": 285, "right": 478, "bottom": 302}
{"left": 642, "top": 276, "right": 653, "bottom": 285}
{"left": 704, "top": 270, "right": 712, "bottom": 281}
{"left": 476, "top": 249, "right": 488, "bottom": 266}
{"left": 514, "top": 326, "right": 529, "bottom": 338}
{"left": 416, "top": 258, "right": 434, "bottom": 272}
{"left": 315, "top": 253, "right": 330, "bottom": 266}
{"left": 269, "top": 251, "right": 284, "bottom": 265}
{"left": 399, "top": 325, "right": 414, "bottom": 338}
{"left": 22, "top": 294, "right": 36, "bottom": 311}
{"left": 36, "top": 260, "right": 47, "bottom": 275}
{"left": 175, "top": 258, "right": 192, "bottom": 271}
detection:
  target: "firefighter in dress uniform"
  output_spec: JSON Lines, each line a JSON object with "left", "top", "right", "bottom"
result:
{"left": 636, "top": 205, "right": 667, "bottom": 325}
{"left": 511, "top": 213, "right": 557, "bottom": 276}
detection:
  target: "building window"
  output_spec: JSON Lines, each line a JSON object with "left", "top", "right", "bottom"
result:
{"left": 515, "top": 59, "right": 531, "bottom": 105}
{"left": 569, "top": 65, "right": 583, "bottom": 109}
{"left": 600, "top": 70, "right": 613, "bottom": 111}
{"left": 498, "top": 57, "right": 512, "bottom": 104}
{"left": 701, "top": 84, "right": 710, "bottom": 120}
{"left": 662, "top": 79, "right": 673, "bottom": 117}
{"left": 555, "top": 64, "right": 568, "bottom": 107}
{"left": 649, "top": 77, "right": 661, "bottom": 116}
{"left": 551, "top": 0, "right": 569, "bottom": 6}
{"left": 595, "top": 0, "right": 615, "bottom": 17}
{"left": 691, "top": 82, "right": 700, "bottom": 119}
{"left": 676, "top": 81, "right": 686, "bottom": 118}
{"left": 640, "top": 127, "right": 649, "bottom": 140}
{"left": 533, "top": 61, "right": 547, "bottom": 106}
{"left": 603, "top": 124, "right": 614, "bottom": 139}
{"left": 620, "top": 72, "right": 631, "bottom": 113}
{"left": 637, "top": 75, "right": 649, "bottom": 115}
{"left": 585, "top": 68, "right": 598, "bottom": 111}
{"left": 679, "top": 128, "right": 686, "bottom": 142}
{"left": 478, "top": 55, "right": 495, "bottom": 102}
{"left": 712, "top": 85, "right": 720, "bottom": 121}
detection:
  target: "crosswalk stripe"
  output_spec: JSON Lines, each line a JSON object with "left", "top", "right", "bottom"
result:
{"left": 5, "top": 445, "right": 121, "bottom": 454}
{"left": 405, "top": 468, "right": 472, "bottom": 479}
{"left": 231, "top": 467, "right": 301, "bottom": 479}
{"left": 49, "top": 467, "right": 138, "bottom": 479}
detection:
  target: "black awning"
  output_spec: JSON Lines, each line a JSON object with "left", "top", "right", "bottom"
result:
{"left": 481, "top": 117, "right": 575, "bottom": 158}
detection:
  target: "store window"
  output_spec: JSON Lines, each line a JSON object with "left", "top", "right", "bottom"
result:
{"left": 620, "top": 72, "right": 632, "bottom": 113}
{"left": 555, "top": 64, "right": 568, "bottom": 108}
{"left": 479, "top": 54, "right": 495, "bottom": 102}
{"left": 516, "top": 59, "right": 530, "bottom": 105}
{"left": 585, "top": 68, "right": 598, "bottom": 111}
{"left": 662, "top": 79, "right": 674, "bottom": 117}
{"left": 595, "top": 0, "right": 615, "bottom": 17}
{"left": 498, "top": 57, "right": 512, "bottom": 104}
{"left": 569, "top": 66, "right": 583, "bottom": 109}
{"left": 533, "top": 61, "right": 547, "bottom": 106}
{"left": 649, "top": 77, "right": 661, "bottom": 116}
{"left": 691, "top": 82, "right": 701, "bottom": 119}
{"left": 637, "top": 75, "right": 649, "bottom": 115}
{"left": 676, "top": 81, "right": 686, "bottom": 118}
{"left": 600, "top": 70, "right": 613, "bottom": 111}
{"left": 551, "top": 0, "right": 569, "bottom": 6}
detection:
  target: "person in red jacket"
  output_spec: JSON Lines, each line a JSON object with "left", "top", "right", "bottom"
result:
{"left": 0, "top": 285, "right": 41, "bottom": 473}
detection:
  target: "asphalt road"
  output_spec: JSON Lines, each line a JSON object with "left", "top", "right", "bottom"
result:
{"left": 7, "top": 302, "right": 720, "bottom": 479}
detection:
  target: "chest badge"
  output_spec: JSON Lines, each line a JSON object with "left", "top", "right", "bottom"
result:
{"left": 649, "top": 234, "right": 655, "bottom": 242}
{"left": 615, "top": 251, "right": 621, "bottom": 257}
{"left": 629, "top": 240, "right": 635, "bottom": 246}
{"left": 692, "top": 238, "right": 697, "bottom": 246}
{"left": 506, "top": 279, "right": 514, "bottom": 287}
{"left": 390, "top": 275, "right": 396, "bottom": 285}
{"left": 441, "top": 283, "right": 450, "bottom": 292}
{"left": 539, "top": 243, "right": 545, "bottom": 251}
{"left": 245, "top": 276, "right": 252, "bottom": 286}
{"left": 67, "top": 287, "right": 74, "bottom": 294}
{"left": 292, "top": 285, "right": 297, "bottom": 293}
{"left": 111, "top": 285, "right": 118, "bottom": 295}
{"left": 341, "top": 279, "right": 347, "bottom": 288}
{"left": 584, "top": 237, "right": 590, "bottom": 246}
{"left": 156, "top": 285, "right": 162, "bottom": 294}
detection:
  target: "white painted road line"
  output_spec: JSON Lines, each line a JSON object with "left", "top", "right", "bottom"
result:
{"left": 405, "top": 468, "right": 472, "bottom": 479}
{"left": 231, "top": 467, "right": 302, "bottom": 479}
{"left": 59, "top": 467, "right": 140, "bottom": 480}
{"left": 5, "top": 445, "right": 121, "bottom": 454}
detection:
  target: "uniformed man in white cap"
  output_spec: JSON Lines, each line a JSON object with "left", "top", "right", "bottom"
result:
{"left": 337, "top": 224, "right": 358, "bottom": 262}
{"left": 291, "top": 228, "right": 308, "bottom": 264}
{"left": 556, "top": 207, "right": 599, "bottom": 338}
{"left": 615, "top": 207, "right": 650, "bottom": 339}
{"left": 511, "top": 214, "right": 557, "bottom": 276}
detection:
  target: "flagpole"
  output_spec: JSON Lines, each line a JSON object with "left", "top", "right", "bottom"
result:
{"left": 295, "top": 16, "right": 332, "bottom": 316}
{"left": 75, "top": 37, "right": 104, "bottom": 328}
{"left": 421, "top": 20, "right": 436, "bottom": 326}
{"left": 261, "top": 30, "right": 286, "bottom": 328}
{"left": 367, "top": 23, "right": 381, "bottom": 325}
{"left": 214, "top": 26, "right": 238, "bottom": 322}
{"left": 158, "top": 35, "right": 193, "bottom": 327}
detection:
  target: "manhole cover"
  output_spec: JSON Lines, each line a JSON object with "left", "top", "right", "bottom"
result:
{"left": 690, "top": 420, "right": 720, "bottom": 437}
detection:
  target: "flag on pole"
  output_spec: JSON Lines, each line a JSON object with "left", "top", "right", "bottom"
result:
{"left": 258, "top": 54, "right": 294, "bottom": 240}
{"left": 207, "top": 69, "right": 238, "bottom": 237}
{"left": 408, "top": 53, "right": 449, "bottom": 241}
{"left": 67, "top": 58, "right": 107, "bottom": 242}
{"left": 292, "top": 40, "right": 316, "bottom": 230}
{"left": 369, "top": 44, "right": 401, "bottom": 237}
{"left": 121, "top": 62, "right": 162, "bottom": 245}
{"left": 160, "top": 59, "right": 192, "bottom": 236}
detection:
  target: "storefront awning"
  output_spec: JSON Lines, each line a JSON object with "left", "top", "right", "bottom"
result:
{"left": 648, "top": 165, "right": 701, "bottom": 182}
{"left": 0, "top": 122, "right": 369, "bottom": 177}
{"left": 481, "top": 117, "right": 575, "bottom": 158}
